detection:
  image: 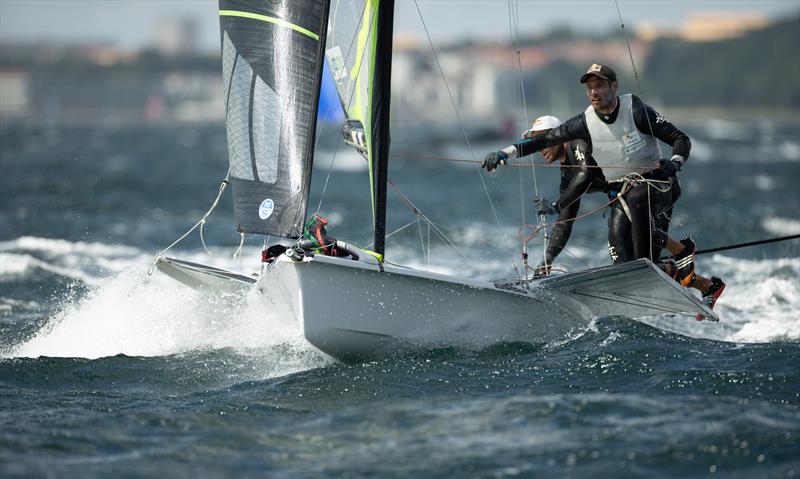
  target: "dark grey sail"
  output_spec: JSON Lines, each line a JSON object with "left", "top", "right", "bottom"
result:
{"left": 219, "top": 0, "right": 330, "bottom": 237}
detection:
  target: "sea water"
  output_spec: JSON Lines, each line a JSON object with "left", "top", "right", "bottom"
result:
{"left": 1, "top": 123, "right": 799, "bottom": 477}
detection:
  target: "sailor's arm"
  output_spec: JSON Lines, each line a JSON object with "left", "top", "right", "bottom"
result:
{"left": 483, "top": 114, "right": 590, "bottom": 171}
{"left": 555, "top": 141, "right": 593, "bottom": 211}
{"left": 539, "top": 199, "right": 581, "bottom": 272}
{"left": 632, "top": 96, "right": 691, "bottom": 168}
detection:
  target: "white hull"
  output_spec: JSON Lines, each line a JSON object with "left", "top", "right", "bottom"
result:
{"left": 255, "top": 254, "right": 591, "bottom": 360}
{"left": 157, "top": 254, "right": 716, "bottom": 362}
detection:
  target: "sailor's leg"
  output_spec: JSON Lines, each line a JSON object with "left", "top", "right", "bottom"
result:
{"left": 607, "top": 204, "right": 633, "bottom": 264}
{"left": 651, "top": 212, "right": 671, "bottom": 261}
{"left": 624, "top": 184, "right": 654, "bottom": 260}
{"left": 652, "top": 176, "right": 681, "bottom": 259}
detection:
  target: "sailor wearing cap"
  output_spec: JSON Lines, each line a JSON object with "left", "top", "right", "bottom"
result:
{"left": 483, "top": 63, "right": 691, "bottom": 263}
{"left": 482, "top": 65, "right": 725, "bottom": 312}
{"left": 520, "top": 116, "right": 606, "bottom": 276}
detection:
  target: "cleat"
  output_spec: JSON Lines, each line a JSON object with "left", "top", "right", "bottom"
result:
{"left": 696, "top": 277, "right": 725, "bottom": 321}
{"left": 674, "top": 237, "right": 696, "bottom": 287}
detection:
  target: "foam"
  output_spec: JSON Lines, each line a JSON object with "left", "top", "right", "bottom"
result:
{"left": 0, "top": 236, "right": 145, "bottom": 284}
{"left": 762, "top": 217, "right": 800, "bottom": 236}
{"left": 0, "top": 236, "right": 139, "bottom": 256}
{"left": 701, "top": 255, "right": 800, "bottom": 343}
{"left": 9, "top": 259, "right": 333, "bottom": 377}
{"left": 0, "top": 252, "right": 90, "bottom": 282}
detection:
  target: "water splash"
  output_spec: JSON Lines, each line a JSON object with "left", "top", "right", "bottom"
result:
{"left": 8, "top": 258, "right": 332, "bottom": 378}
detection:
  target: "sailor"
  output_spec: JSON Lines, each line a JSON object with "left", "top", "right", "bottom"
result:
{"left": 484, "top": 65, "right": 724, "bottom": 312}
{"left": 514, "top": 115, "right": 606, "bottom": 276}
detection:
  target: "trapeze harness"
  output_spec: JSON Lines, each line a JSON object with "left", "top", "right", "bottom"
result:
{"left": 586, "top": 95, "right": 676, "bottom": 263}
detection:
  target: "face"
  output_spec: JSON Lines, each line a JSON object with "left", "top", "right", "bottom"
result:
{"left": 533, "top": 130, "right": 564, "bottom": 163}
{"left": 585, "top": 76, "right": 618, "bottom": 111}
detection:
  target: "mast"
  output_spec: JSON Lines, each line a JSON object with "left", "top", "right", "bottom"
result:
{"left": 370, "top": 0, "right": 394, "bottom": 259}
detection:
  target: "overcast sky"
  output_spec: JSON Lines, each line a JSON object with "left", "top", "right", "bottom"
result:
{"left": 1, "top": 0, "right": 798, "bottom": 51}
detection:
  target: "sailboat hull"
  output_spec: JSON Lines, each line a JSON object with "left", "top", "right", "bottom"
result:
{"left": 256, "top": 254, "right": 592, "bottom": 361}
{"left": 157, "top": 254, "right": 717, "bottom": 362}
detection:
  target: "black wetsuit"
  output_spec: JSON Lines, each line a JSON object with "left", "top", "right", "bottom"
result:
{"left": 545, "top": 139, "right": 607, "bottom": 262}
{"left": 512, "top": 96, "right": 691, "bottom": 263}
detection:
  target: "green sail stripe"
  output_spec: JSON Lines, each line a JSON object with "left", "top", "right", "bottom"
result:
{"left": 219, "top": 10, "right": 319, "bottom": 41}
{"left": 366, "top": 0, "right": 379, "bottom": 224}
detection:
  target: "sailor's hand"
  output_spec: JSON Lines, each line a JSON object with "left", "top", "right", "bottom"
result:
{"left": 657, "top": 156, "right": 683, "bottom": 177}
{"left": 482, "top": 151, "right": 508, "bottom": 172}
{"left": 534, "top": 196, "right": 560, "bottom": 215}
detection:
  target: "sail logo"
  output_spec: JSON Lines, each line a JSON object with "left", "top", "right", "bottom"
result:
{"left": 259, "top": 198, "right": 275, "bottom": 220}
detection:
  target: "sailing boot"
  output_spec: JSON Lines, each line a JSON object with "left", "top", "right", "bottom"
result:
{"left": 696, "top": 277, "right": 726, "bottom": 321}
{"left": 674, "top": 237, "right": 696, "bottom": 287}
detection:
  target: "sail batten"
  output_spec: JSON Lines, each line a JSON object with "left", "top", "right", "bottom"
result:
{"left": 219, "top": 0, "right": 330, "bottom": 237}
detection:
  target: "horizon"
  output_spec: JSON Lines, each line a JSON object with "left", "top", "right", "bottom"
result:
{"left": 1, "top": 0, "right": 797, "bottom": 52}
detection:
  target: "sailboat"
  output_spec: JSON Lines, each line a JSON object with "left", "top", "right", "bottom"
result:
{"left": 154, "top": 0, "right": 717, "bottom": 362}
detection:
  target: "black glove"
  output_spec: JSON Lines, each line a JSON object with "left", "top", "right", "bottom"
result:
{"left": 534, "top": 196, "right": 560, "bottom": 215}
{"left": 657, "top": 158, "right": 682, "bottom": 177}
{"left": 482, "top": 151, "right": 508, "bottom": 172}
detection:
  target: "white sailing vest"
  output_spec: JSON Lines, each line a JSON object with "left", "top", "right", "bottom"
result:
{"left": 585, "top": 94, "right": 658, "bottom": 181}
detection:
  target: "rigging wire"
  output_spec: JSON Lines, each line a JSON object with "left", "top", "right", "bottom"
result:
{"left": 316, "top": 1, "right": 372, "bottom": 214}
{"left": 147, "top": 170, "right": 232, "bottom": 275}
{"left": 316, "top": 3, "right": 491, "bottom": 279}
{"left": 614, "top": 0, "right": 670, "bottom": 263}
{"left": 507, "top": 0, "right": 534, "bottom": 277}
{"left": 413, "top": 0, "right": 522, "bottom": 280}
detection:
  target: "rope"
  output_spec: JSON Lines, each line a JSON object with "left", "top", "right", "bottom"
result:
{"left": 695, "top": 234, "right": 800, "bottom": 256}
{"left": 148, "top": 173, "right": 231, "bottom": 275}
{"left": 519, "top": 173, "right": 670, "bottom": 246}
{"left": 388, "top": 152, "right": 658, "bottom": 170}
{"left": 233, "top": 232, "right": 245, "bottom": 259}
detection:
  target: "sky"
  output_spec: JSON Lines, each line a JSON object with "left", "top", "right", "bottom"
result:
{"left": 1, "top": 0, "right": 798, "bottom": 51}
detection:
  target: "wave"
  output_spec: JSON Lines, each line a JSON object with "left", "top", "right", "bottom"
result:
{"left": 0, "top": 236, "right": 140, "bottom": 256}
{"left": 761, "top": 217, "right": 800, "bottom": 236}
{"left": 7, "top": 259, "right": 332, "bottom": 380}
{"left": 0, "top": 236, "right": 144, "bottom": 284}
{"left": 3, "top": 235, "right": 798, "bottom": 371}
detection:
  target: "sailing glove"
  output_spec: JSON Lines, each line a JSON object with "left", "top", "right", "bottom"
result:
{"left": 657, "top": 156, "right": 683, "bottom": 177}
{"left": 534, "top": 196, "right": 560, "bottom": 215}
{"left": 482, "top": 151, "right": 508, "bottom": 172}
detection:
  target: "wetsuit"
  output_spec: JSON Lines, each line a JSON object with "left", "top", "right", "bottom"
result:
{"left": 545, "top": 140, "right": 607, "bottom": 263}
{"left": 512, "top": 95, "right": 691, "bottom": 263}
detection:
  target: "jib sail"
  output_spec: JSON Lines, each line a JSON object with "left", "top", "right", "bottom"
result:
{"left": 326, "top": 0, "right": 393, "bottom": 257}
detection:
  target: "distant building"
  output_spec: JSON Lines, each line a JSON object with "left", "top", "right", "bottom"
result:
{"left": 0, "top": 70, "right": 30, "bottom": 121}
{"left": 681, "top": 12, "right": 768, "bottom": 42}
{"left": 156, "top": 17, "right": 200, "bottom": 56}
{"left": 637, "top": 12, "right": 768, "bottom": 42}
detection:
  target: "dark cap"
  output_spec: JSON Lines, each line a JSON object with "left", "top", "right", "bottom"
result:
{"left": 580, "top": 63, "right": 617, "bottom": 83}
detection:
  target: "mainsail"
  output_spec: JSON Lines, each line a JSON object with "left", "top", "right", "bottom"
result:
{"left": 326, "top": 0, "right": 393, "bottom": 257}
{"left": 219, "top": 0, "right": 330, "bottom": 237}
